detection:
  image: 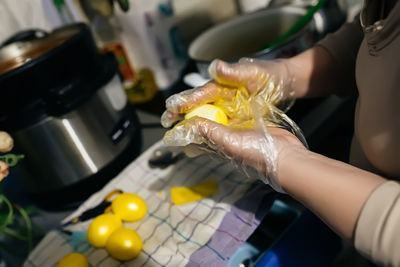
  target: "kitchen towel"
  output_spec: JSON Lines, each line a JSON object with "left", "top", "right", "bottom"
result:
{"left": 24, "top": 141, "right": 275, "bottom": 267}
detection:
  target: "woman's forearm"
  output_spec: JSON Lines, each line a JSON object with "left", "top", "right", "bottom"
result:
{"left": 278, "top": 149, "right": 386, "bottom": 240}
{"left": 286, "top": 46, "right": 345, "bottom": 98}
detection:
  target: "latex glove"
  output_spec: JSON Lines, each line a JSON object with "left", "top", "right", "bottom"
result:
{"left": 161, "top": 58, "right": 294, "bottom": 128}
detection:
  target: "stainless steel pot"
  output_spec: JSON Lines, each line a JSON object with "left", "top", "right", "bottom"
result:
{"left": 189, "top": 5, "right": 343, "bottom": 77}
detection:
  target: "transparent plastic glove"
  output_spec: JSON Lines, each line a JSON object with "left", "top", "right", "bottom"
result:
{"left": 163, "top": 115, "right": 307, "bottom": 192}
{"left": 162, "top": 58, "right": 306, "bottom": 192}
{"left": 161, "top": 58, "right": 294, "bottom": 128}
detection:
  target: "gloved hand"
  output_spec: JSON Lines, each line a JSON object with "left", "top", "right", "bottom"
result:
{"left": 161, "top": 58, "right": 305, "bottom": 192}
{"left": 161, "top": 58, "right": 295, "bottom": 128}
{"left": 164, "top": 115, "right": 307, "bottom": 192}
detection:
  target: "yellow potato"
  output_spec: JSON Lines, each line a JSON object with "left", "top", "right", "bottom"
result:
{"left": 111, "top": 193, "right": 147, "bottom": 222}
{"left": 87, "top": 214, "right": 122, "bottom": 248}
{"left": 185, "top": 104, "right": 228, "bottom": 125}
{"left": 57, "top": 253, "right": 89, "bottom": 267}
{"left": 106, "top": 228, "right": 143, "bottom": 261}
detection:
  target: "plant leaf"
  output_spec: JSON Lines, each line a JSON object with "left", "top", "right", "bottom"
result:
{"left": 0, "top": 195, "right": 13, "bottom": 234}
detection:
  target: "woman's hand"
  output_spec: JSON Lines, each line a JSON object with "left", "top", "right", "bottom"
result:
{"left": 161, "top": 58, "right": 294, "bottom": 128}
{"left": 164, "top": 116, "right": 307, "bottom": 192}
{"left": 161, "top": 58, "right": 305, "bottom": 192}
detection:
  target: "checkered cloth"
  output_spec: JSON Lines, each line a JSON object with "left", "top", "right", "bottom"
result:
{"left": 24, "top": 141, "right": 275, "bottom": 267}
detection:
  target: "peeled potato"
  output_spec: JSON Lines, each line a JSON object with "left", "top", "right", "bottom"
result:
{"left": 185, "top": 104, "right": 228, "bottom": 125}
{"left": 0, "top": 131, "right": 13, "bottom": 153}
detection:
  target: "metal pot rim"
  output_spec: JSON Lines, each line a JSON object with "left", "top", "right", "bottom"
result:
{"left": 188, "top": 5, "right": 313, "bottom": 64}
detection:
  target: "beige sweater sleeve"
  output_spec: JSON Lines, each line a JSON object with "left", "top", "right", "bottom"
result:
{"left": 317, "top": 17, "right": 363, "bottom": 95}
{"left": 355, "top": 181, "right": 400, "bottom": 266}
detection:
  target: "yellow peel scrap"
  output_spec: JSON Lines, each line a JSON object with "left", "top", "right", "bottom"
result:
{"left": 171, "top": 180, "right": 218, "bottom": 205}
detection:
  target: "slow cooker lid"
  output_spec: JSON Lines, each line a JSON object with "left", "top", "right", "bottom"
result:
{"left": 0, "top": 26, "right": 78, "bottom": 75}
